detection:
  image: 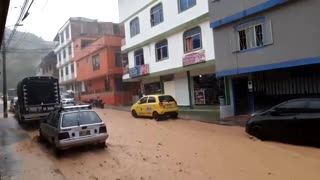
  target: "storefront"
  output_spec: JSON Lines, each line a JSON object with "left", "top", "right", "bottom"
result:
{"left": 192, "top": 74, "right": 222, "bottom": 105}
{"left": 144, "top": 82, "right": 161, "bottom": 95}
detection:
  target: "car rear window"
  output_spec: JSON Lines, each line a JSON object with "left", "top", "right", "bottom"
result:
{"left": 62, "top": 111, "right": 102, "bottom": 127}
{"left": 62, "top": 113, "right": 79, "bottom": 127}
{"left": 158, "top": 95, "right": 175, "bottom": 102}
{"left": 79, "top": 111, "right": 102, "bottom": 125}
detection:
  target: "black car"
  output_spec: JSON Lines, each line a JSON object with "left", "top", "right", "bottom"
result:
{"left": 246, "top": 98, "right": 320, "bottom": 143}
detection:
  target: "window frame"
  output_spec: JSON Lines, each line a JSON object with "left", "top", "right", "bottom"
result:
{"left": 178, "top": 0, "right": 197, "bottom": 13}
{"left": 150, "top": 3, "right": 164, "bottom": 27}
{"left": 65, "top": 66, "right": 69, "bottom": 75}
{"left": 130, "top": 17, "right": 140, "bottom": 37}
{"left": 183, "top": 26, "right": 202, "bottom": 53}
{"left": 237, "top": 23, "right": 265, "bottom": 51}
{"left": 155, "top": 39, "right": 169, "bottom": 62}
{"left": 71, "top": 64, "right": 74, "bottom": 74}
{"left": 139, "top": 97, "right": 148, "bottom": 104}
{"left": 134, "top": 49, "right": 144, "bottom": 66}
{"left": 92, "top": 54, "right": 100, "bottom": 71}
{"left": 147, "top": 96, "right": 156, "bottom": 103}
{"left": 68, "top": 45, "right": 72, "bottom": 56}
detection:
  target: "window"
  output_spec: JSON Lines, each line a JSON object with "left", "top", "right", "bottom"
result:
{"left": 92, "top": 54, "right": 100, "bottom": 71}
{"left": 79, "top": 111, "right": 102, "bottom": 125}
{"left": 130, "top": 18, "right": 140, "bottom": 37}
{"left": 105, "top": 79, "right": 111, "bottom": 91}
{"left": 61, "top": 69, "right": 64, "bottom": 78}
{"left": 71, "top": 64, "right": 74, "bottom": 73}
{"left": 134, "top": 49, "right": 144, "bottom": 66}
{"left": 151, "top": 4, "right": 163, "bottom": 26}
{"left": 277, "top": 100, "right": 306, "bottom": 110}
{"left": 66, "top": 26, "right": 70, "bottom": 40}
{"left": 148, "top": 97, "right": 156, "bottom": 103}
{"left": 184, "top": 27, "right": 202, "bottom": 53}
{"left": 238, "top": 24, "right": 264, "bottom": 51}
{"left": 155, "top": 39, "right": 168, "bottom": 61}
{"left": 62, "top": 113, "right": 79, "bottom": 127}
{"left": 60, "top": 32, "right": 64, "bottom": 44}
{"left": 115, "top": 51, "right": 122, "bottom": 67}
{"left": 179, "top": 0, "right": 196, "bottom": 12}
{"left": 139, "top": 97, "right": 148, "bottom": 104}
{"left": 159, "top": 95, "right": 175, "bottom": 103}
{"left": 57, "top": 54, "right": 60, "bottom": 64}
{"left": 65, "top": 66, "right": 69, "bottom": 75}
{"left": 68, "top": 45, "right": 72, "bottom": 55}
{"left": 113, "top": 24, "right": 120, "bottom": 35}
{"left": 63, "top": 49, "right": 66, "bottom": 59}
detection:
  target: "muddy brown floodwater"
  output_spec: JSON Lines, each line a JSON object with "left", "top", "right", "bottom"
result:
{"left": 11, "top": 109, "right": 320, "bottom": 180}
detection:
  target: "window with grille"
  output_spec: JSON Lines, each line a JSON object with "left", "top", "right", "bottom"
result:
{"left": 92, "top": 54, "right": 100, "bottom": 71}
{"left": 155, "top": 39, "right": 168, "bottom": 61}
{"left": 130, "top": 18, "right": 140, "bottom": 37}
{"left": 134, "top": 49, "right": 144, "bottom": 66}
{"left": 238, "top": 24, "right": 264, "bottom": 51}
{"left": 184, "top": 27, "right": 202, "bottom": 53}
{"left": 151, "top": 3, "right": 163, "bottom": 26}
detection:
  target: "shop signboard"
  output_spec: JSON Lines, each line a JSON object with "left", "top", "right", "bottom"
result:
{"left": 129, "top": 64, "right": 150, "bottom": 78}
{"left": 183, "top": 50, "right": 206, "bottom": 66}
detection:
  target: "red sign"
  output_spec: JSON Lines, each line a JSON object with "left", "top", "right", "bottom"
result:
{"left": 183, "top": 50, "right": 206, "bottom": 66}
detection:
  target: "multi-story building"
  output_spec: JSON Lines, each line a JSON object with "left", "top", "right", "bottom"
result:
{"left": 119, "top": 0, "right": 220, "bottom": 115}
{"left": 36, "top": 51, "right": 58, "bottom": 78}
{"left": 209, "top": 0, "right": 320, "bottom": 117}
{"left": 75, "top": 32, "right": 138, "bottom": 105}
{"left": 53, "top": 17, "right": 118, "bottom": 92}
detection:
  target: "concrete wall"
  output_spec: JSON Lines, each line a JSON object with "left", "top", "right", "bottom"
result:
{"left": 122, "top": 0, "right": 209, "bottom": 51}
{"left": 125, "top": 20, "right": 215, "bottom": 75}
{"left": 118, "top": 0, "right": 152, "bottom": 22}
{"left": 212, "top": 0, "right": 320, "bottom": 73}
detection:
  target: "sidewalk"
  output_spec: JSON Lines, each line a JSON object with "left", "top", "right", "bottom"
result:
{"left": 103, "top": 105, "right": 249, "bottom": 127}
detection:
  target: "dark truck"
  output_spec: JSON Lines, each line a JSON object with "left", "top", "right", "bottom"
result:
{"left": 16, "top": 76, "right": 61, "bottom": 124}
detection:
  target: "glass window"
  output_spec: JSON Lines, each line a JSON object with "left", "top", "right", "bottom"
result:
{"left": 139, "top": 97, "right": 148, "bottom": 104}
{"left": 134, "top": 49, "right": 144, "bottom": 66}
{"left": 62, "top": 113, "right": 79, "bottom": 127}
{"left": 115, "top": 51, "right": 122, "bottom": 67}
{"left": 113, "top": 24, "right": 120, "bottom": 35}
{"left": 277, "top": 100, "right": 306, "bottom": 109}
{"left": 148, "top": 97, "right": 156, "bottom": 103}
{"left": 60, "top": 33, "right": 64, "bottom": 44}
{"left": 63, "top": 49, "right": 66, "bottom": 59}
{"left": 65, "top": 66, "right": 69, "bottom": 75}
{"left": 68, "top": 45, "right": 72, "bottom": 55}
{"left": 238, "top": 24, "right": 264, "bottom": 51}
{"left": 71, "top": 64, "right": 74, "bottom": 73}
{"left": 79, "top": 111, "right": 102, "bottom": 125}
{"left": 159, "top": 95, "right": 175, "bottom": 102}
{"left": 130, "top": 18, "right": 140, "bottom": 37}
{"left": 66, "top": 27, "right": 70, "bottom": 40}
{"left": 151, "top": 4, "right": 163, "bottom": 26}
{"left": 307, "top": 100, "right": 320, "bottom": 109}
{"left": 193, "top": 74, "right": 222, "bottom": 105}
{"left": 179, "top": 0, "right": 196, "bottom": 12}
{"left": 92, "top": 54, "right": 100, "bottom": 71}
{"left": 184, "top": 27, "right": 202, "bottom": 53}
{"left": 155, "top": 39, "right": 168, "bottom": 61}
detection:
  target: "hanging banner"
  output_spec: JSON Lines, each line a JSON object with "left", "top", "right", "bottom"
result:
{"left": 129, "top": 64, "right": 150, "bottom": 78}
{"left": 183, "top": 50, "right": 206, "bottom": 66}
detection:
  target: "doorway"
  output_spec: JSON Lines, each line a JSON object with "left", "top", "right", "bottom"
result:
{"left": 233, "top": 77, "right": 250, "bottom": 115}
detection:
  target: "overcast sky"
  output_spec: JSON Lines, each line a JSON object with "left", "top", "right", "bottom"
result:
{"left": 6, "top": 0, "right": 119, "bottom": 41}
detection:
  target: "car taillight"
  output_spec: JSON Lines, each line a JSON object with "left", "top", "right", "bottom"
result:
{"left": 58, "top": 132, "right": 70, "bottom": 140}
{"left": 99, "top": 126, "right": 107, "bottom": 133}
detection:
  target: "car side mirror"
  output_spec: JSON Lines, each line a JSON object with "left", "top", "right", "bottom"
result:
{"left": 269, "top": 109, "right": 280, "bottom": 116}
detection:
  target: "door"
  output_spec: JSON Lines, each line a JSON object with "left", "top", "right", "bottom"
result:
{"left": 233, "top": 77, "right": 250, "bottom": 115}
{"left": 300, "top": 99, "right": 320, "bottom": 143}
{"left": 145, "top": 96, "right": 157, "bottom": 117}
{"left": 272, "top": 100, "right": 307, "bottom": 141}
{"left": 45, "top": 112, "right": 60, "bottom": 143}
{"left": 136, "top": 97, "right": 148, "bottom": 116}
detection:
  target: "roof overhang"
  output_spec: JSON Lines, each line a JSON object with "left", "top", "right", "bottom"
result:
{"left": 0, "top": 0, "right": 10, "bottom": 47}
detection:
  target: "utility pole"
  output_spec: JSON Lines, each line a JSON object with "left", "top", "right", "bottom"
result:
{"left": 2, "top": 41, "right": 8, "bottom": 118}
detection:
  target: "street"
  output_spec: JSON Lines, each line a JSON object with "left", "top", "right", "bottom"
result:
{"left": 1, "top": 109, "right": 320, "bottom": 180}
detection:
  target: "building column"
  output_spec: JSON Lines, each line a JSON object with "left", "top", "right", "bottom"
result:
{"left": 187, "top": 71, "right": 193, "bottom": 109}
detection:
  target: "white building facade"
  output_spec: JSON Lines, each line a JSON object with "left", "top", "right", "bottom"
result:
{"left": 54, "top": 22, "right": 76, "bottom": 92}
{"left": 119, "top": 0, "right": 220, "bottom": 108}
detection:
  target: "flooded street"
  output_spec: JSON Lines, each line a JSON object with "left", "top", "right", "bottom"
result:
{"left": 1, "top": 109, "right": 320, "bottom": 180}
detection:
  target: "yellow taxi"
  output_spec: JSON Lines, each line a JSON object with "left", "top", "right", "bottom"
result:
{"left": 131, "top": 95, "right": 179, "bottom": 121}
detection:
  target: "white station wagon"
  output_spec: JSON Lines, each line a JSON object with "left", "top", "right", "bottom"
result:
{"left": 39, "top": 105, "right": 109, "bottom": 154}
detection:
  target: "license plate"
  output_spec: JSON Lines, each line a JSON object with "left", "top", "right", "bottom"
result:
{"left": 167, "top": 104, "right": 173, "bottom": 108}
{"left": 80, "top": 130, "right": 90, "bottom": 136}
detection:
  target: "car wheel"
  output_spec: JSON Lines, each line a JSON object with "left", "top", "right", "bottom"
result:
{"left": 98, "top": 142, "right": 106, "bottom": 148}
{"left": 251, "top": 125, "right": 266, "bottom": 141}
{"left": 131, "top": 110, "right": 138, "bottom": 118}
{"left": 171, "top": 113, "right": 178, "bottom": 119}
{"left": 153, "top": 112, "right": 161, "bottom": 121}
{"left": 39, "top": 130, "right": 45, "bottom": 143}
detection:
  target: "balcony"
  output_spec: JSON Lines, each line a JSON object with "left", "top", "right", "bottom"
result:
{"left": 129, "top": 64, "right": 149, "bottom": 78}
